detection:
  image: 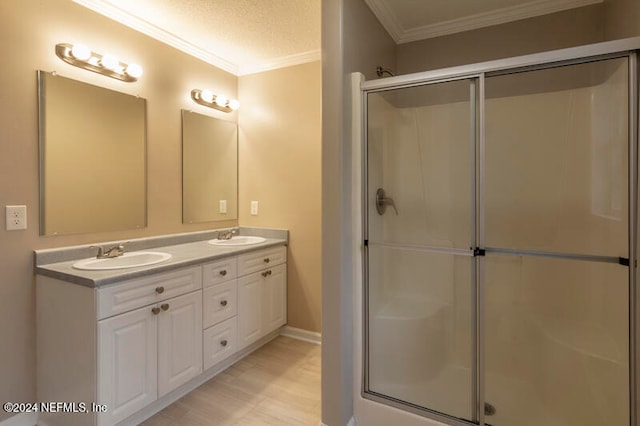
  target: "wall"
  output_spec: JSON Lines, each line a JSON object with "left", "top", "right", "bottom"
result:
{"left": 604, "top": 0, "right": 640, "bottom": 40}
{"left": 321, "top": 0, "right": 397, "bottom": 424}
{"left": 397, "top": 4, "right": 604, "bottom": 74}
{"left": 238, "top": 62, "right": 322, "bottom": 333}
{"left": 0, "top": 0, "right": 320, "bottom": 421}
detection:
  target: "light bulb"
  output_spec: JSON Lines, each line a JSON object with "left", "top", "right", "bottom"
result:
{"left": 125, "top": 63, "right": 143, "bottom": 78}
{"left": 70, "top": 44, "right": 91, "bottom": 61}
{"left": 100, "top": 54, "right": 119, "bottom": 70}
{"left": 229, "top": 99, "right": 240, "bottom": 110}
{"left": 201, "top": 90, "right": 214, "bottom": 103}
{"left": 215, "top": 95, "right": 228, "bottom": 107}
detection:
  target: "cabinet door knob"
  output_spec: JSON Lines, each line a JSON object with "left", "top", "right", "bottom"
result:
{"left": 155, "top": 286, "right": 165, "bottom": 294}
{"left": 263, "top": 258, "right": 270, "bottom": 263}
{"left": 161, "top": 303, "right": 170, "bottom": 311}
{"left": 262, "top": 271, "right": 268, "bottom": 277}
{"left": 220, "top": 299, "right": 228, "bottom": 307}
{"left": 151, "top": 307, "right": 161, "bottom": 315}
{"left": 219, "top": 270, "right": 227, "bottom": 276}
{"left": 220, "top": 339, "right": 228, "bottom": 347}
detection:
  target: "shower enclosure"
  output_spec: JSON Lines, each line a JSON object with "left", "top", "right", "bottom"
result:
{"left": 362, "top": 39, "right": 639, "bottom": 426}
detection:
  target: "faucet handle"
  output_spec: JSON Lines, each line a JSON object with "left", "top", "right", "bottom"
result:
{"left": 90, "top": 245, "right": 104, "bottom": 258}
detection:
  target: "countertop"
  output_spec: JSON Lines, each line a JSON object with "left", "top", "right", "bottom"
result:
{"left": 34, "top": 227, "right": 287, "bottom": 288}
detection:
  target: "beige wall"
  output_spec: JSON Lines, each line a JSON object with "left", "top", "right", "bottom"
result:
{"left": 0, "top": 0, "right": 321, "bottom": 422}
{"left": 397, "top": 5, "right": 604, "bottom": 74}
{"left": 238, "top": 62, "right": 322, "bottom": 333}
{"left": 321, "top": 0, "right": 397, "bottom": 424}
{"left": 604, "top": 0, "right": 640, "bottom": 40}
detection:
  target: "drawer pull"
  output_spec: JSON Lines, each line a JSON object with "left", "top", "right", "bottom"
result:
{"left": 161, "top": 303, "right": 170, "bottom": 311}
{"left": 219, "top": 270, "right": 227, "bottom": 277}
{"left": 151, "top": 307, "right": 161, "bottom": 315}
{"left": 220, "top": 339, "right": 228, "bottom": 347}
{"left": 220, "top": 300, "right": 228, "bottom": 307}
{"left": 262, "top": 270, "right": 272, "bottom": 277}
{"left": 155, "top": 286, "right": 165, "bottom": 294}
{"left": 263, "top": 258, "right": 270, "bottom": 263}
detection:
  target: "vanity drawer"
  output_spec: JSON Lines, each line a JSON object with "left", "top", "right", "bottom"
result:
{"left": 203, "top": 280, "right": 237, "bottom": 328}
{"left": 237, "top": 246, "right": 286, "bottom": 276}
{"left": 97, "top": 266, "right": 202, "bottom": 320}
{"left": 203, "top": 317, "right": 237, "bottom": 370}
{"left": 202, "top": 257, "right": 237, "bottom": 288}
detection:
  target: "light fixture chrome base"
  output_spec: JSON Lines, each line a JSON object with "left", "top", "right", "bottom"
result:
{"left": 55, "top": 43, "right": 139, "bottom": 82}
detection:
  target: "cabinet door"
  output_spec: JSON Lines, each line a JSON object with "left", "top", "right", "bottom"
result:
{"left": 157, "top": 290, "right": 203, "bottom": 397}
{"left": 264, "top": 263, "right": 287, "bottom": 333}
{"left": 98, "top": 305, "right": 157, "bottom": 426}
{"left": 237, "top": 273, "right": 263, "bottom": 349}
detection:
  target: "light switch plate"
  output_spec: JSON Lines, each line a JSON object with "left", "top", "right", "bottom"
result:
{"left": 219, "top": 200, "right": 227, "bottom": 214}
{"left": 250, "top": 201, "right": 259, "bottom": 216}
{"left": 6, "top": 205, "right": 27, "bottom": 230}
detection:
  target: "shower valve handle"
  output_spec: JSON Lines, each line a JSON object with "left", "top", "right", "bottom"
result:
{"left": 376, "top": 188, "right": 398, "bottom": 216}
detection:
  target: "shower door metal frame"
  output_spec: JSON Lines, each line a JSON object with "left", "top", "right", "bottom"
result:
{"left": 361, "top": 37, "right": 640, "bottom": 426}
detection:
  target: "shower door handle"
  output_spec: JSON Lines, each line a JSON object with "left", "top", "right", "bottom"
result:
{"left": 376, "top": 188, "right": 398, "bottom": 215}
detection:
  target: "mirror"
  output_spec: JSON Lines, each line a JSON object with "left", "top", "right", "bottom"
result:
{"left": 38, "top": 71, "right": 147, "bottom": 235}
{"left": 182, "top": 110, "right": 238, "bottom": 223}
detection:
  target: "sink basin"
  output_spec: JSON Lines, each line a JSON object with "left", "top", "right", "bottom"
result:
{"left": 208, "top": 236, "right": 266, "bottom": 246}
{"left": 72, "top": 251, "right": 172, "bottom": 270}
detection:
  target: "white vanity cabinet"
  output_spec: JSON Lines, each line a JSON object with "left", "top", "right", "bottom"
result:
{"left": 97, "top": 267, "right": 203, "bottom": 426}
{"left": 237, "top": 246, "right": 287, "bottom": 349}
{"left": 36, "top": 240, "right": 287, "bottom": 426}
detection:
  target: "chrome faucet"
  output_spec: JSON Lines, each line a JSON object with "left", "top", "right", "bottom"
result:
{"left": 92, "top": 242, "right": 126, "bottom": 259}
{"left": 216, "top": 228, "right": 237, "bottom": 240}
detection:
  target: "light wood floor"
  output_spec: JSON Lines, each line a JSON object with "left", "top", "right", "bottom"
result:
{"left": 142, "top": 336, "right": 321, "bottom": 426}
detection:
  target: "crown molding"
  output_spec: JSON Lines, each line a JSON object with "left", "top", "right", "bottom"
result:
{"left": 366, "top": 0, "right": 603, "bottom": 45}
{"left": 238, "top": 50, "right": 322, "bottom": 76}
{"left": 363, "top": 0, "right": 404, "bottom": 42}
{"left": 72, "top": 0, "right": 239, "bottom": 75}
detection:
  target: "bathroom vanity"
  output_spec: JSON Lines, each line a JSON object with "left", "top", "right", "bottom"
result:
{"left": 34, "top": 228, "right": 287, "bottom": 426}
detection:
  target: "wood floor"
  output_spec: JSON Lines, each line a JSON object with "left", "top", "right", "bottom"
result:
{"left": 142, "top": 336, "right": 321, "bottom": 426}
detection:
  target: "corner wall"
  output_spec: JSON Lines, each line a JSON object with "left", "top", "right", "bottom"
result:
{"left": 238, "top": 62, "right": 322, "bottom": 333}
{"left": 321, "top": 0, "right": 397, "bottom": 425}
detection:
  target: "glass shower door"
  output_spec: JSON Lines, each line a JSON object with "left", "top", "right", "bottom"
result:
{"left": 483, "top": 57, "right": 631, "bottom": 426}
{"left": 365, "top": 78, "right": 477, "bottom": 421}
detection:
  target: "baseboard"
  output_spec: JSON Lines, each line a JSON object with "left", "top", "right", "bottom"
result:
{"left": 0, "top": 413, "right": 37, "bottom": 426}
{"left": 280, "top": 325, "right": 321, "bottom": 344}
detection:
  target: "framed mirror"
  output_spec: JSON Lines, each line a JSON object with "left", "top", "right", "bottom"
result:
{"left": 182, "top": 110, "right": 238, "bottom": 223}
{"left": 38, "top": 71, "right": 147, "bottom": 235}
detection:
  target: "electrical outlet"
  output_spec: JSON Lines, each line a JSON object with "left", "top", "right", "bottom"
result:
{"left": 6, "top": 205, "right": 27, "bottom": 231}
{"left": 250, "top": 201, "right": 259, "bottom": 216}
{"left": 219, "top": 200, "right": 227, "bottom": 214}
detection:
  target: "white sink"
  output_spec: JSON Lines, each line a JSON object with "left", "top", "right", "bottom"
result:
{"left": 208, "top": 236, "right": 266, "bottom": 246}
{"left": 72, "top": 251, "right": 172, "bottom": 270}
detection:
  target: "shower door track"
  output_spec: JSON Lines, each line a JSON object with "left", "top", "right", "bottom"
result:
{"left": 361, "top": 37, "right": 640, "bottom": 426}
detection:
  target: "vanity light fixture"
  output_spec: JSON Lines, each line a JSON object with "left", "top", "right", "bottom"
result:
{"left": 191, "top": 89, "right": 239, "bottom": 113}
{"left": 55, "top": 43, "right": 143, "bottom": 82}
